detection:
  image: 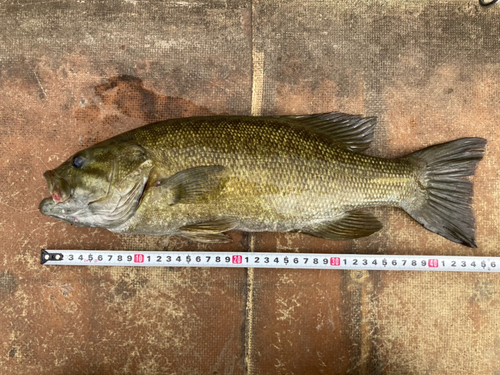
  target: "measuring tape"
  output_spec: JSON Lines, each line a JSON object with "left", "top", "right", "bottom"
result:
{"left": 41, "top": 249, "right": 500, "bottom": 272}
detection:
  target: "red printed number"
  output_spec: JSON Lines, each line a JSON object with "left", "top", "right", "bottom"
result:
{"left": 428, "top": 259, "right": 439, "bottom": 268}
{"left": 330, "top": 257, "right": 341, "bottom": 266}
{"left": 134, "top": 254, "right": 145, "bottom": 263}
{"left": 232, "top": 255, "right": 242, "bottom": 264}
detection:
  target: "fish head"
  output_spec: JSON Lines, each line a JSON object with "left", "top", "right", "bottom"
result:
{"left": 39, "top": 143, "right": 154, "bottom": 229}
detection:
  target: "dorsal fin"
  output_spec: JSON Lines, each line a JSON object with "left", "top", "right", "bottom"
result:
{"left": 282, "top": 112, "right": 377, "bottom": 152}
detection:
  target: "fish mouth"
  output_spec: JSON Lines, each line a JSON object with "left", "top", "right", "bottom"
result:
{"left": 43, "top": 170, "right": 72, "bottom": 204}
{"left": 40, "top": 170, "right": 73, "bottom": 220}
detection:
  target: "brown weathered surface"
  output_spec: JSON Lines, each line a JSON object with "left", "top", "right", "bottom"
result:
{"left": 1, "top": 0, "right": 500, "bottom": 374}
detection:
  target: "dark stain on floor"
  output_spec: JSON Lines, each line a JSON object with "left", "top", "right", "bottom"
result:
{"left": 0, "top": 270, "right": 18, "bottom": 301}
{"left": 94, "top": 75, "right": 214, "bottom": 122}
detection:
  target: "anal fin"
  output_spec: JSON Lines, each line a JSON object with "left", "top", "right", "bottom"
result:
{"left": 300, "top": 210, "right": 383, "bottom": 241}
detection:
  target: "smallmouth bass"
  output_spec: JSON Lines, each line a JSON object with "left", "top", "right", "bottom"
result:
{"left": 39, "top": 112, "right": 486, "bottom": 247}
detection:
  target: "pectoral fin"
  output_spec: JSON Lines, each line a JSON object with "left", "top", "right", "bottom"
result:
{"left": 300, "top": 210, "right": 383, "bottom": 241}
{"left": 178, "top": 217, "right": 238, "bottom": 243}
{"left": 157, "top": 165, "right": 227, "bottom": 205}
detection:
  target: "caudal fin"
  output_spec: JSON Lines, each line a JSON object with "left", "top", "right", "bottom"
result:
{"left": 402, "top": 138, "right": 486, "bottom": 248}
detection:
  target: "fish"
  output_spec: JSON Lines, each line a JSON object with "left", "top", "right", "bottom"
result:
{"left": 39, "top": 112, "right": 486, "bottom": 247}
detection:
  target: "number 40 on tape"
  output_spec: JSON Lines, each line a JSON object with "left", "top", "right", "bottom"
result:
{"left": 41, "top": 250, "right": 500, "bottom": 273}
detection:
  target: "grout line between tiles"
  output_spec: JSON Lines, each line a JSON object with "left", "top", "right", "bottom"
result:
{"left": 246, "top": 2, "right": 262, "bottom": 372}
{"left": 244, "top": 233, "right": 256, "bottom": 375}
{"left": 251, "top": 50, "right": 264, "bottom": 117}
{"left": 250, "top": 0, "right": 264, "bottom": 117}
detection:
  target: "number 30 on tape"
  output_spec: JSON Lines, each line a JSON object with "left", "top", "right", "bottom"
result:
{"left": 41, "top": 250, "right": 500, "bottom": 273}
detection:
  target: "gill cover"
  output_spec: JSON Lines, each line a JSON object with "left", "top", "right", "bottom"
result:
{"left": 88, "top": 144, "right": 154, "bottom": 228}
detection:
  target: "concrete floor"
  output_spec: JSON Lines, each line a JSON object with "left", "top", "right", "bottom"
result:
{"left": 1, "top": 1, "right": 500, "bottom": 374}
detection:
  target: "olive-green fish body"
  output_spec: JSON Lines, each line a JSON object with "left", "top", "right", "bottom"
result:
{"left": 39, "top": 113, "right": 486, "bottom": 247}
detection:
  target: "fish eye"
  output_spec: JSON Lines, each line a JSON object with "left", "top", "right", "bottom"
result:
{"left": 72, "top": 155, "right": 85, "bottom": 168}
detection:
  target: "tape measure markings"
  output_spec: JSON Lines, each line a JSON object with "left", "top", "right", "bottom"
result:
{"left": 41, "top": 250, "right": 500, "bottom": 272}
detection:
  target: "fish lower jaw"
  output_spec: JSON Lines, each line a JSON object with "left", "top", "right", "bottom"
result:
{"left": 38, "top": 198, "right": 84, "bottom": 225}
{"left": 39, "top": 198, "right": 69, "bottom": 216}
{"left": 39, "top": 197, "right": 56, "bottom": 216}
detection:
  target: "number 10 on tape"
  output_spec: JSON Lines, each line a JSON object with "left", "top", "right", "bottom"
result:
{"left": 41, "top": 250, "right": 500, "bottom": 273}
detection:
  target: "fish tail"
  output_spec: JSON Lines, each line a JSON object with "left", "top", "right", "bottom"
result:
{"left": 402, "top": 137, "right": 487, "bottom": 248}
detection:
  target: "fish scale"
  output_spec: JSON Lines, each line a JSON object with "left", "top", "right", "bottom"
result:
{"left": 39, "top": 113, "right": 486, "bottom": 247}
{"left": 127, "top": 117, "right": 415, "bottom": 232}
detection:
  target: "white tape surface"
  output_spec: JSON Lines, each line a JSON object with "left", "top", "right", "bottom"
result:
{"left": 41, "top": 250, "right": 500, "bottom": 272}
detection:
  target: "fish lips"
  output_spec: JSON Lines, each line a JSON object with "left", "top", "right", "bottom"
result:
{"left": 40, "top": 170, "right": 75, "bottom": 221}
{"left": 43, "top": 170, "right": 72, "bottom": 204}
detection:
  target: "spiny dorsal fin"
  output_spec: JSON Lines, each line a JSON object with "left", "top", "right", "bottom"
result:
{"left": 156, "top": 165, "right": 227, "bottom": 205}
{"left": 300, "top": 210, "right": 383, "bottom": 240}
{"left": 282, "top": 112, "right": 377, "bottom": 152}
